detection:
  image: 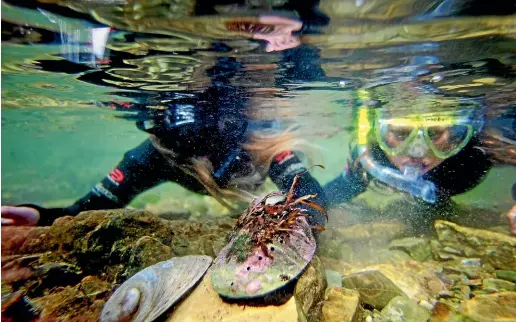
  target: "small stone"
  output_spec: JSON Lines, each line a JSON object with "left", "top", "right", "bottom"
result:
{"left": 325, "top": 270, "right": 343, "bottom": 288}
{"left": 438, "top": 290, "right": 454, "bottom": 298}
{"left": 460, "top": 258, "right": 482, "bottom": 267}
{"left": 434, "top": 220, "right": 516, "bottom": 270}
{"left": 342, "top": 269, "right": 404, "bottom": 309}
{"left": 482, "top": 278, "right": 516, "bottom": 292}
{"left": 158, "top": 210, "right": 191, "bottom": 221}
{"left": 463, "top": 279, "right": 483, "bottom": 287}
{"left": 442, "top": 247, "right": 465, "bottom": 256}
{"left": 321, "top": 288, "right": 361, "bottom": 322}
{"left": 388, "top": 237, "right": 432, "bottom": 262}
{"left": 429, "top": 302, "right": 462, "bottom": 322}
{"left": 419, "top": 299, "right": 434, "bottom": 310}
{"left": 495, "top": 270, "right": 516, "bottom": 283}
{"left": 79, "top": 276, "right": 110, "bottom": 298}
{"left": 461, "top": 291, "right": 516, "bottom": 321}
{"left": 380, "top": 296, "right": 431, "bottom": 322}
{"left": 365, "top": 315, "right": 373, "bottom": 322}
{"left": 459, "top": 285, "right": 472, "bottom": 300}
{"left": 461, "top": 268, "right": 480, "bottom": 279}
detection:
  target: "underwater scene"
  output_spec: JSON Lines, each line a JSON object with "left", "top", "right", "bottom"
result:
{"left": 1, "top": 0, "right": 515, "bottom": 321}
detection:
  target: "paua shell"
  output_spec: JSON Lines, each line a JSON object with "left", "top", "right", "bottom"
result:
{"left": 210, "top": 216, "right": 316, "bottom": 299}
{"left": 100, "top": 255, "right": 212, "bottom": 322}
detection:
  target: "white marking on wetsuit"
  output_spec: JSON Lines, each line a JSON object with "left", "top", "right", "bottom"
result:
{"left": 175, "top": 104, "right": 195, "bottom": 126}
{"left": 278, "top": 163, "right": 306, "bottom": 181}
{"left": 93, "top": 183, "right": 120, "bottom": 203}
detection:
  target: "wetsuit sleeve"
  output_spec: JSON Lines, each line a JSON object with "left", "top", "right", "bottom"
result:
{"left": 33, "top": 139, "right": 171, "bottom": 226}
{"left": 323, "top": 165, "right": 368, "bottom": 206}
{"left": 268, "top": 151, "right": 327, "bottom": 226}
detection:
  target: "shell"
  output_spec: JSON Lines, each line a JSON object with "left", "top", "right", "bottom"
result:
{"left": 100, "top": 255, "right": 212, "bottom": 322}
{"left": 210, "top": 216, "right": 316, "bottom": 299}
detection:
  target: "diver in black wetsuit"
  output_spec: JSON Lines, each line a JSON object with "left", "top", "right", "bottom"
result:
{"left": 1, "top": 0, "right": 333, "bottom": 227}
{"left": 323, "top": 79, "right": 516, "bottom": 233}
{"left": 1, "top": 67, "right": 328, "bottom": 228}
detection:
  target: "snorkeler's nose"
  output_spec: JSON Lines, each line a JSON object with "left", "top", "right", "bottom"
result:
{"left": 406, "top": 131, "right": 428, "bottom": 158}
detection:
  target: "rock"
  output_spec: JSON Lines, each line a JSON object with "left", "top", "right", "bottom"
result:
{"left": 325, "top": 270, "right": 342, "bottom": 288}
{"left": 495, "top": 270, "right": 516, "bottom": 283}
{"left": 429, "top": 302, "right": 465, "bottom": 322}
{"left": 334, "top": 221, "right": 408, "bottom": 246}
{"left": 318, "top": 238, "right": 353, "bottom": 261}
{"left": 438, "top": 290, "right": 454, "bottom": 299}
{"left": 482, "top": 278, "right": 516, "bottom": 292}
{"left": 167, "top": 218, "right": 235, "bottom": 258}
{"left": 434, "top": 220, "right": 516, "bottom": 270}
{"left": 342, "top": 262, "right": 443, "bottom": 310}
{"left": 461, "top": 258, "right": 482, "bottom": 267}
{"left": 1, "top": 226, "right": 50, "bottom": 256}
{"left": 458, "top": 285, "right": 472, "bottom": 300}
{"left": 39, "top": 210, "right": 176, "bottom": 281}
{"left": 460, "top": 291, "right": 516, "bottom": 322}
{"left": 27, "top": 262, "right": 83, "bottom": 297}
{"left": 1, "top": 290, "right": 39, "bottom": 322}
{"left": 388, "top": 237, "right": 431, "bottom": 262}
{"left": 321, "top": 287, "right": 361, "bottom": 322}
{"left": 377, "top": 296, "right": 431, "bottom": 322}
{"left": 158, "top": 210, "right": 191, "bottom": 221}
{"left": 124, "top": 236, "right": 172, "bottom": 277}
{"left": 294, "top": 256, "right": 327, "bottom": 321}
{"left": 342, "top": 269, "right": 403, "bottom": 309}
{"left": 79, "top": 276, "right": 111, "bottom": 298}
{"left": 34, "top": 285, "right": 106, "bottom": 322}
{"left": 167, "top": 257, "right": 326, "bottom": 322}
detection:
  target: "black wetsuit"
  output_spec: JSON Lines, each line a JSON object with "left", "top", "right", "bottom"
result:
{"left": 324, "top": 137, "right": 493, "bottom": 206}
{"left": 27, "top": 138, "right": 326, "bottom": 226}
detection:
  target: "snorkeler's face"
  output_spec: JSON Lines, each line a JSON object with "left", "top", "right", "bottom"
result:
{"left": 375, "top": 112, "right": 476, "bottom": 175}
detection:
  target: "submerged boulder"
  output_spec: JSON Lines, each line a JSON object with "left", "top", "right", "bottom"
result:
{"left": 320, "top": 287, "right": 362, "bottom": 322}
{"left": 434, "top": 220, "right": 516, "bottom": 270}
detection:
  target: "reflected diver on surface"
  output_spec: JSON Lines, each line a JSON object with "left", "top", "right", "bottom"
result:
{"left": 324, "top": 79, "right": 516, "bottom": 234}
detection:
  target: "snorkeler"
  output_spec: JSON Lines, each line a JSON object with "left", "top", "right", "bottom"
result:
{"left": 323, "top": 80, "right": 516, "bottom": 233}
{"left": 1, "top": 81, "right": 327, "bottom": 229}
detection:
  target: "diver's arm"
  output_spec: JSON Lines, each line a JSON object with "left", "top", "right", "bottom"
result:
{"left": 323, "top": 166, "right": 368, "bottom": 207}
{"left": 268, "top": 151, "right": 327, "bottom": 226}
{"left": 21, "top": 139, "right": 170, "bottom": 226}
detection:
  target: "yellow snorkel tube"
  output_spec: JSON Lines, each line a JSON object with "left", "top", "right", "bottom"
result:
{"left": 355, "top": 89, "right": 438, "bottom": 203}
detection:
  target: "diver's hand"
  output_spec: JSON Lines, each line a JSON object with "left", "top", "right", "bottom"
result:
{"left": 1, "top": 206, "right": 40, "bottom": 226}
{"left": 252, "top": 15, "right": 302, "bottom": 52}
{"left": 507, "top": 204, "right": 516, "bottom": 235}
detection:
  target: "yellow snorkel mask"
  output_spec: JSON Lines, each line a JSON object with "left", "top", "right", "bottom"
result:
{"left": 354, "top": 86, "right": 485, "bottom": 204}
{"left": 374, "top": 110, "right": 481, "bottom": 160}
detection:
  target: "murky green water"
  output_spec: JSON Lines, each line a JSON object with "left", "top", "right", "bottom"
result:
{"left": 1, "top": 0, "right": 515, "bottom": 320}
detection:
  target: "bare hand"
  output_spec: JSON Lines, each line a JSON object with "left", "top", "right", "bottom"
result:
{"left": 252, "top": 16, "right": 303, "bottom": 52}
{"left": 1, "top": 206, "right": 40, "bottom": 226}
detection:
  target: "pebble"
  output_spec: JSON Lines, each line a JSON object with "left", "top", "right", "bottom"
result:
{"left": 463, "top": 279, "right": 483, "bottom": 287}
{"left": 460, "top": 285, "right": 472, "bottom": 299}
{"left": 438, "top": 290, "right": 454, "bottom": 298}
{"left": 442, "top": 247, "right": 465, "bottom": 256}
{"left": 460, "top": 258, "right": 482, "bottom": 267}
{"left": 419, "top": 300, "right": 434, "bottom": 310}
{"left": 365, "top": 315, "right": 373, "bottom": 322}
{"left": 495, "top": 270, "right": 516, "bottom": 283}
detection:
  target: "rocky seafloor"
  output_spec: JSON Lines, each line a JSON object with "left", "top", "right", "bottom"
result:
{"left": 1, "top": 204, "right": 515, "bottom": 322}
